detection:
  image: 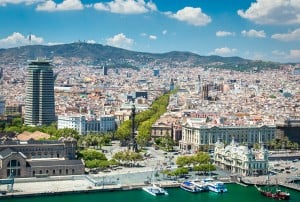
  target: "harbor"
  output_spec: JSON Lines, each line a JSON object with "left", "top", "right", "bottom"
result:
{"left": 1, "top": 161, "right": 300, "bottom": 199}
{"left": 1, "top": 183, "right": 300, "bottom": 202}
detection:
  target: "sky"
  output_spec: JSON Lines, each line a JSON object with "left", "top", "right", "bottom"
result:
{"left": 0, "top": 0, "right": 300, "bottom": 63}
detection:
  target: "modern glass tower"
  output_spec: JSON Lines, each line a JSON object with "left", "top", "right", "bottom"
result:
{"left": 24, "top": 59, "right": 56, "bottom": 126}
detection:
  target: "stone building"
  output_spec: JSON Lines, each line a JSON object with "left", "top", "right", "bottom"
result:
{"left": 151, "top": 113, "right": 182, "bottom": 143}
{"left": 0, "top": 137, "right": 84, "bottom": 178}
{"left": 179, "top": 118, "right": 276, "bottom": 152}
{"left": 214, "top": 139, "right": 268, "bottom": 176}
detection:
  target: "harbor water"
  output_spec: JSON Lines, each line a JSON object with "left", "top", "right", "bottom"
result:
{"left": 4, "top": 184, "right": 300, "bottom": 202}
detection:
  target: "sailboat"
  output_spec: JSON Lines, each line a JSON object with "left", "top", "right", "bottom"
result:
{"left": 142, "top": 184, "right": 168, "bottom": 196}
{"left": 142, "top": 167, "right": 168, "bottom": 196}
{"left": 254, "top": 177, "right": 290, "bottom": 200}
{"left": 254, "top": 185, "right": 290, "bottom": 200}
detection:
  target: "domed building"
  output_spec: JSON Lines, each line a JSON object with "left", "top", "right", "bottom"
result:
{"left": 214, "top": 138, "right": 268, "bottom": 176}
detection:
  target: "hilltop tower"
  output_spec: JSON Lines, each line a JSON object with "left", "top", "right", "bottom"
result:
{"left": 24, "top": 59, "right": 56, "bottom": 126}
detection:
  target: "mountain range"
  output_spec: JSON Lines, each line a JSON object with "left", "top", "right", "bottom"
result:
{"left": 0, "top": 43, "right": 279, "bottom": 71}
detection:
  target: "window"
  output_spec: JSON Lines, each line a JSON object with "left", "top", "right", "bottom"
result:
{"left": 7, "top": 160, "right": 20, "bottom": 167}
{"left": 6, "top": 160, "right": 21, "bottom": 177}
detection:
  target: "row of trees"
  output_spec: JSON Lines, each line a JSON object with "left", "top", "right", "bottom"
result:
{"left": 268, "top": 137, "right": 299, "bottom": 150}
{"left": 112, "top": 150, "right": 143, "bottom": 167}
{"left": 2, "top": 118, "right": 80, "bottom": 140}
{"left": 161, "top": 152, "right": 216, "bottom": 179}
{"left": 154, "top": 136, "right": 174, "bottom": 152}
{"left": 115, "top": 91, "right": 174, "bottom": 149}
{"left": 77, "top": 134, "right": 112, "bottom": 149}
{"left": 78, "top": 149, "right": 117, "bottom": 169}
{"left": 78, "top": 149, "right": 145, "bottom": 169}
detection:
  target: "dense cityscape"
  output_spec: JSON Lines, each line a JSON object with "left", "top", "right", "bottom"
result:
{"left": 0, "top": 0, "right": 300, "bottom": 201}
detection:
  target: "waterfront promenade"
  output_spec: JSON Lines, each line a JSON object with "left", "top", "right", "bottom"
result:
{"left": 2, "top": 148, "right": 300, "bottom": 198}
{"left": 1, "top": 166, "right": 180, "bottom": 198}
{"left": 4, "top": 160, "right": 299, "bottom": 198}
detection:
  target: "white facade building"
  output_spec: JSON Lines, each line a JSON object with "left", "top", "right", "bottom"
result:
{"left": 179, "top": 118, "right": 276, "bottom": 152}
{"left": 58, "top": 114, "right": 116, "bottom": 135}
{"left": 57, "top": 115, "right": 86, "bottom": 135}
{"left": 214, "top": 139, "right": 268, "bottom": 176}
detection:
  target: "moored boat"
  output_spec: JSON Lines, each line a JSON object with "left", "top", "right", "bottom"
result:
{"left": 254, "top": 185, "right": 290, "bottom": 200}
{"left": 142, "top": 184, "right": 168, "bottom": 196}
{"left": 201, "top": 178, "right": 227, "bottom": 193}
{"left": 180, "top": 181, "right": 202, "bottom": 193}
{"left": 191, "top": 180, "right": 209, "bottom": 192}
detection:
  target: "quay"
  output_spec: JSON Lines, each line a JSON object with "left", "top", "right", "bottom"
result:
{"left": 0, "top": 166, "right": 182, "bottom": 199}
{"left": 241, "top": 159, "right": 300, "bottom": 191}
{"left": 1, "top": 157, "right": 300, "bottom": 198}
{"left": 0, "top": 178, "right": 180, "bottom": 199}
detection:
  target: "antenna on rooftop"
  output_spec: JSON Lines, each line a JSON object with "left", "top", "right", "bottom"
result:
{"left": 28, "top": 32, "right": 32, "bottom": 44}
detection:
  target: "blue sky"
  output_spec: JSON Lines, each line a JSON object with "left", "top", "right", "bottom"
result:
{"left": 0, "top": 0, "right": 300, "bottom": 62}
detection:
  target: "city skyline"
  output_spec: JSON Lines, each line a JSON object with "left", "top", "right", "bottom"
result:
{"left": 0, "top": 0, "right": 300, "bottom": 63}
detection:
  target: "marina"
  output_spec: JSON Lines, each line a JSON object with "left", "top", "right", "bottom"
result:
{"left": 2, "top": 184, "right": 300, "bottom": 202}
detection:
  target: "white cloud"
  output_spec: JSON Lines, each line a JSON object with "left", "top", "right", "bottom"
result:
{"left": 0, "top": 0, "right": 41, "bottom": 6}
{"left": 106, "top": 33, "right": 134, "bottom": 49}
{"left": 210, "top": 47, "right": 237, "bottom": 56}
{"left": 0, "top": 32, "right": 44, "bottom": 48}
{"left": 140, "top": 33, "right": 157, "bottom": 40}
{"left": 271, "top": 28, "right": 300, "bottom": 41}
{"left": 272, "top": 50, "right": 286, "bottom": 57}
{"left": 85, "top": 4, "right": 93, "bottom": 8}
{"left": 237, "top": 0, "right": 300, "bottom": 25}
{"left": 241, "top": 29, "right": 266, "bottom": 38}
{"left": 94, "top": 0, "right": 157, "bottom": 14}
{"left": 47, "top": 42, "right": 63, "bottom": 46}
{"left": 166, "top": 7, "right": 211, "bottom": 26}
{"left": 288, "top": 49, "right": 300, "bottom": 59}
{"left": 36, "top": 0, "right": 84, "bottom": 11}
{"left": 162, "top": 30, "right": 167, "bottom": 35}
{"left": 86, "top": 40, "right": 96, "bottom": 44}
{"left": 216, "top": 31, "right": 235, "bottom": 37}
{"left": 149, "top": 35, "right": 157, "bottom": 40}
{"left": 271, "top": 49, "right": 300, "bottom": 62}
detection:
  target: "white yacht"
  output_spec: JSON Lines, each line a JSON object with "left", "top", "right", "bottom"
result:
{"left": 142, "top": 184, "right": 168, "bottom": 196}
{"left": 191, "top": 179, "right": 209, "bottom": 192}
{"left": 201, "top": 178, "right": 227, "bottom": 193}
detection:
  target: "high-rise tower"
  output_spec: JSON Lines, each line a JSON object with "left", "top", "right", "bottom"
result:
{"left": 103, "top": 66, "right": 108, "bottom": 76}
{"left": 25, "top": 59, "right": 56, "bottom": 126}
